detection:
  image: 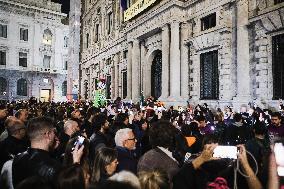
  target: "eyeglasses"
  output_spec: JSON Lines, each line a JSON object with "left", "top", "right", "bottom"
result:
{"left": 126, "top": 138, "right": 136, "bottom": 141}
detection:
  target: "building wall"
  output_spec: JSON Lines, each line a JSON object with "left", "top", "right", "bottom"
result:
{"left": 0, "top": 0, "right": 69, "bottom": 102}
{"left": 80, "top": 0, "right": 284, "bottom": 110}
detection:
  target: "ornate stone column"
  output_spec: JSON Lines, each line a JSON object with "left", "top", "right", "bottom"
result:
{"left": 140, "top": 41, "right": 146, "bottom": 97}
{"left": 160, "top": 24, "right": 170, "bottom": 100}
{"left": 114, "top": 54, "right": 119, "bottom": 99}
{"left": 180, "top": 22, "right": 189, "bottom": 99}
{"left": 126, "top": 42, "right": 132, "bottom": 99}
{"left": 169, "top": 21, "right": 181, "bottom": 98}
{"left": 132, "top": 40, "right": 140, "bottom": 102}
{"left": 235, "top": 0, "right": 251, "bottom": 100}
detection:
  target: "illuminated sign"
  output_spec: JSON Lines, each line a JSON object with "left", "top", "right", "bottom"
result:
{"left": 124, "top": 0, "right": 157, "bottom": 21}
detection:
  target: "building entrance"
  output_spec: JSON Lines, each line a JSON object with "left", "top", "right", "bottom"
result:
{"left": 151, "top": 50, "right": 162, "bottom": 99}
{"left": 40, "top": 89, "right": 51, "bottom": 102}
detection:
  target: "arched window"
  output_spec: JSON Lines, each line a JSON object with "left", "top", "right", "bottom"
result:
{"left": 17, "top": 78, "right": 27, "bottom": 96}
{"left": 43, "top": 29, "right": 53, "bottom": 45}
{"left": 0, "top": 77, "right": 7, "bottom": 95}
{"left": 62, "top": 81, "right": 67, "bottom": 96}
{"left": 64, "top": 36, "right": 68, "bottom": 48}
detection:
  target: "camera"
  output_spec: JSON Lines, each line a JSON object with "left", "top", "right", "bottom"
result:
{"left": 72, "top": 136, "right": 85, "bottom": 151}
{"left": 213, "top": 146, "right": 239, "bottom": 159}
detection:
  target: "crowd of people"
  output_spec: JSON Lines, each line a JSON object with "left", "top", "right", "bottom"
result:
{"left": 0, "top": 97, "right": 283, "bottom": 189}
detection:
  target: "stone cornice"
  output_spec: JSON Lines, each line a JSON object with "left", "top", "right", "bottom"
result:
{"left": 0, "top": 0, "right": 66, "bottom": 18}
{"left": 9, "top": 0, "right": 61, "bottom": 12}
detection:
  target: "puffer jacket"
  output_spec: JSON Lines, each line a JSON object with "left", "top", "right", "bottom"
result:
{"left": 12, "top": 148, "right": 61, "bottom": 188}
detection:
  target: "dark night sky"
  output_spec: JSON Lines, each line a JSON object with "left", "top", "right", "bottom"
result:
{"left": 51, "top": 0, "right": 70, "bottom": 14}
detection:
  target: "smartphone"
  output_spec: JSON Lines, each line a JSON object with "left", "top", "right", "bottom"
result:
{"left": 274, "top": 142, "right": 284, "bottom": 176}
{"left": 72, "top": 136, "right": 85, "bottom": 151}
{"left": 213, "top": 146, "right": 238, "bottom": 159}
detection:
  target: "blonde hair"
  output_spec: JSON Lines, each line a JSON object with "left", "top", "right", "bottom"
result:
{"left": 109, "top": 171, "right": 141, "bottom": 189}
{"left": 138, "top": 170, "right": 170, "bottom": 189}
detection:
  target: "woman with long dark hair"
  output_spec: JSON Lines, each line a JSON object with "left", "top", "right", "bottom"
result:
{"left": 91, "top": 147, "right": 118, "bottom": 185}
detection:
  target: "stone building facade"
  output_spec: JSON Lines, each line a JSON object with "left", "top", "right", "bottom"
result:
{"left": 0, "top": 0, "right": 69, "bottom": 102}
{"left": 80, "top": 0, "right": 284, "bottom": 109}
{"left": 67, "top": 0, "right": 81, "bottom": 100}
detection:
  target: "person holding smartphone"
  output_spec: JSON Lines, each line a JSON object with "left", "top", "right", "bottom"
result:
{"left": 173, "top": 137, "right": 262, "bottom": 189}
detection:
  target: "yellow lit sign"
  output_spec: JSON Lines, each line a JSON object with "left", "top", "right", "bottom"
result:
{"left": 124, "top": 0, "right": 158, "bottom": 21}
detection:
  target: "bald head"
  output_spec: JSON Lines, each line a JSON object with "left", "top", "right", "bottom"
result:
{"left": 4, "top": 116, "right": 20, "bottom": 129}
{"left": 7, "top": 120, "right": 25, "bottom": 137}
{"left": 64, "top": 120, "right": 79, "bottom": 136}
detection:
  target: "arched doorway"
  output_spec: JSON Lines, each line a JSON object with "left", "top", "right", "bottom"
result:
{"left": 151, "top": 50, "right": 162, "bottom": 99}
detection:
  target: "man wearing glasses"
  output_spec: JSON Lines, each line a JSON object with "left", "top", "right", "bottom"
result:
{"left": 115, "top": 128, "right": 137, "bottom": 174}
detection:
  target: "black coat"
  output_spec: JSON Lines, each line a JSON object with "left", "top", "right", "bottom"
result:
{"left": 115, "top": 146, "right": 137, "bottom": 174}
{"left": 12, "top": 148, "right": 61, "bottom": 188}
{"left": 81, "top": 120, "right": 94, "bottom": 139}
{"left": 89, "top": 132, "right": 115, "bottom": 162}
{"left": 0, "top": 135, "right": 28, "bottom": 170}
{"left": 223, "top": 123, "right": 253, "bottom": 145}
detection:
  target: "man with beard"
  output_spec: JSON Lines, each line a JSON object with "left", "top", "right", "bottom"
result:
{"left": 90, "top": 113, "right": 115, "bottom": 162}
{"left": 11, "top": 117, "right": 61, "bottom": 188}
{"left": 268, "top": 112, "right": 284, "bottom": 139}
